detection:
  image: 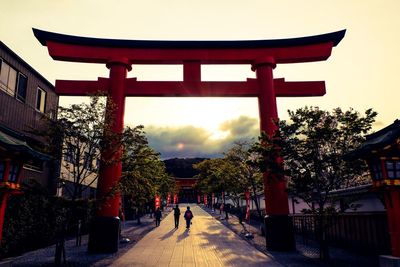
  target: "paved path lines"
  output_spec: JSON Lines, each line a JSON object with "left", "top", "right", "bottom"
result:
{"left": 111, "top": 204, "right": 281, "bottom": 267}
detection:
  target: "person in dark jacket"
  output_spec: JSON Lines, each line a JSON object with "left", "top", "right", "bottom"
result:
{"left": 154, "top": 207, "right": 162, "bottom": 227}
{"left": 183, "top": 206, "right": 194, "bottom": 229}
{"left": 173, "top": 204, "right": 181, "bottom": 228}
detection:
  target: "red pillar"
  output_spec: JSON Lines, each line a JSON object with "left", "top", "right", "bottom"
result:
{"left": 252, "top": 57, "right": 294, "bottom": 251}
{"left": 252, "top": 57, "right": 289, "bottom": 215}
{"left": 385, "top": 188, "right": 400, "bottom": 257}
{"left": 0, "top": 192, "right": 9, "bottom": 244}
{"left": 0, "top": 159, "right": 11, "bottom": 243}
{"left": 96, "top": 58, "right": 130, "bottom": 217}
{"left": 88, "top": 58, "right": 131, "bottom": 253}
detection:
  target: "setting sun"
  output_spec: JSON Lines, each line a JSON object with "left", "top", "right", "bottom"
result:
{"left": 176, "top": 143, "right": 185, "bottom": 150}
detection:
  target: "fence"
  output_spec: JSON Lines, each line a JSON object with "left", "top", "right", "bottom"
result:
{"left": 292, "top": 212, "right": 391, "bottom": 255}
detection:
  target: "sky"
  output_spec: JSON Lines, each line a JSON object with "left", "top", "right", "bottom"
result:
{"left": 1, "top": 1, "right": 399, "bottom": 159}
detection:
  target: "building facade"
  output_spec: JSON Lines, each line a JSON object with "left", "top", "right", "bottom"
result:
{"left": 57, "top": 142, "right": 98, "bottom": 199}
{"left": 0, "top": 40, "right": 58, "bottom": 190}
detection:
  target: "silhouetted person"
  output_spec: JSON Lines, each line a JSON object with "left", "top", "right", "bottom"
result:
{"left": 155, "top": 207, "right": 162, "bottom": 227}
{"left": 173, "top": 204, "right": 181, "bottom": 228}
{"left": 184, "top": 206, "right": 194, "bottom": 229}
{"left": 238, "top": 207, "right": 245, "bottom": 225}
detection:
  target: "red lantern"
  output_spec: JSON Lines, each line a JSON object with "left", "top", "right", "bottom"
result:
{"left": 167, "top": 194, "right": 171, "bottom": 206}
{"left": 155, "top": 195, "right": 161, "bottom": 210}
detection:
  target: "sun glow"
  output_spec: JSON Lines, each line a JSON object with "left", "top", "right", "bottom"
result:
{"left": 177, "top": 143, "right": 185, "bottom": 150}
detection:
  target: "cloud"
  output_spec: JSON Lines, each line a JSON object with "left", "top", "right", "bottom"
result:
{"left": 219, "top": 116, "right": 259, "bottom": 136}
{"left": 145, "top": 116, "right": 259, "bottom": 159}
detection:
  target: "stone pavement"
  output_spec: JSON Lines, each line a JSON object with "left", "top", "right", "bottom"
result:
{"left": 3, "top": 204, "right": 378, "bottom": 266}
{"left": 8, "top": 214, "right": 158, "bottom": 266}
{"left": 111, "top": 204, "right": 281, "bottom": 267}
{"left": 203, "top": 206, "right": 378, "bottom": 267}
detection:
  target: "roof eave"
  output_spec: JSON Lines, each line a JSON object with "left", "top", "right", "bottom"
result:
{"left": 33, "top": 28, "right": 346, "bottom": 49}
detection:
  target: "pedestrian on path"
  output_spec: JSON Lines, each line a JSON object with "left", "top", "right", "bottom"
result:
{"left": 173, "top": 204, "right": 181, "bottom": 228}
{"left": 184, "top": 206, "right": 194, "bottom": 229}
{"left": 155, "top": 207, "right": 162, "bottom": 227}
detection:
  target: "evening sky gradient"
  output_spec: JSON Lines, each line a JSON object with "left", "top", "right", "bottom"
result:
{"left": 1, "top": 1, "right": 398, "bottom": 158}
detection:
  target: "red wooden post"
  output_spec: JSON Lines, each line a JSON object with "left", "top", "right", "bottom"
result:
{"left": 88, "top": 58, "right": 131, "bottom": 253}
{"left": 385, "top": 189, "right": 400, "bottom": 257}
{"left": 252, "top": 57, "right": 294, "bottom": 251}
{"left": 0, "top": 159, "right": 11, "bottom": 243}
{"left": 2, "top": 160, "right": 10, "bottom": 183}
{"left": 253, "top": 57, "right": 289, "bottom": 215}
{"left": 0, "top": 192, "right": 9, "bottom": 244}
{"left": 96, "top": 58, "right": 131, "bottom": 217}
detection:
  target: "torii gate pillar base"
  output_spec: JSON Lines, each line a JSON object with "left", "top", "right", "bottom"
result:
{"left": 88, "top": 217, "right": 120, "bottom": 253}
{"left": 265, "top": 215, "right": 295, "bottom": 251}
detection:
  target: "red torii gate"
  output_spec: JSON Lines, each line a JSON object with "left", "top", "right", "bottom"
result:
{"left": 34, "top": 28, "right": 345, "bottom": 253}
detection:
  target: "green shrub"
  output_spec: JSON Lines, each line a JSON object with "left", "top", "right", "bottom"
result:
{"left": 0, "top": 181, "right": 94, "bottom": 258}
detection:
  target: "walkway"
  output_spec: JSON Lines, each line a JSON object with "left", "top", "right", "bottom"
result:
{"left": 111, "top": 204, "right": 281, "bottom": 267}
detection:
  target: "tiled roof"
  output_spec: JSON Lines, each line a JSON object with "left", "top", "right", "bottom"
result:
{"left": 0, "top": 125, "right": 51, "bottom": 160}
{"left": 345, "top": 120, "right": 400, "bottom": 159}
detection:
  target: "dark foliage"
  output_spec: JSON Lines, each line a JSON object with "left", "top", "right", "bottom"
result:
{"left": 164, "top": 158, "right": 207, "bottom": 178}
{"left": 0, "top": 180, "right": 94, "bottom": 259}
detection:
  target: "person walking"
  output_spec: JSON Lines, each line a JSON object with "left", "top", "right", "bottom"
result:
{"left": 184, "top": 206, "right": 194, "bottom": 229}
{"left": 173, "top": 204, "right": 181, "bottom": 228}
{"left": 154, "top": 207, "right": 162, "bottom": 227}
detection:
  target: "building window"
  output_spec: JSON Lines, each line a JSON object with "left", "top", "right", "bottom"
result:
{"left": 16, "top": 73, "right": 27, "bottom": 101}
{"left": 64, "top": 144, "right": 76, "bottom": 164}
{"left": 0, "top": 162, "right": 4, "bottom": 181}
{"left": 36, "top": 87, "right": 46, "bottom": 113}
{"left": 386, "top": 160, "right": 400, "bottom": 179}
{"left": 0, "top": 59, "right": 17, "bottom": 96}
{"left": 0, "top": 59, "right": 28, "bottom": 101}
{"left": 84, "top": 152, "right": 92, "bottom": 170}
{"left": 8, "top": 164, "right": 19, "bottom": 183}
{"left": 370, "top": 161, "right": 382, "bottom": 180}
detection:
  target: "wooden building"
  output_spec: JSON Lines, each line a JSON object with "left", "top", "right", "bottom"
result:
{"left": 0, "top": 41, "right": 58, "bottom": 239}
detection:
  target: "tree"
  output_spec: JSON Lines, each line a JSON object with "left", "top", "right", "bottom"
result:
{"left": 193, "top": 142, "right": 264, "bottom": 221}
{"left": 194, "top": 149, "right": 260, "bottom": 219}
{"left": 34, "top": 96, "right": 124, "bottom": 264}
{"left": 39, "top": 96, "right": 114, "bottom": 201}
{"left": 118, "top": 126, "right": 175, "bottom": 223}
{"left": 193, "top": 158, "right": 228, "bottom": 196}
{"left": 253, "top": 106, "right": 377, "bottom": 259}
{"left": 194, "top": 158, "right": 237, "bottom": 218}
{"left": 225, "top": 141, "right": 264, "bottom": 222}
{"left": 280, "top": 107, "right": 376, "bottom": 210}
{"left": 164, "top": 158, "right": 206, "bottom": 178}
